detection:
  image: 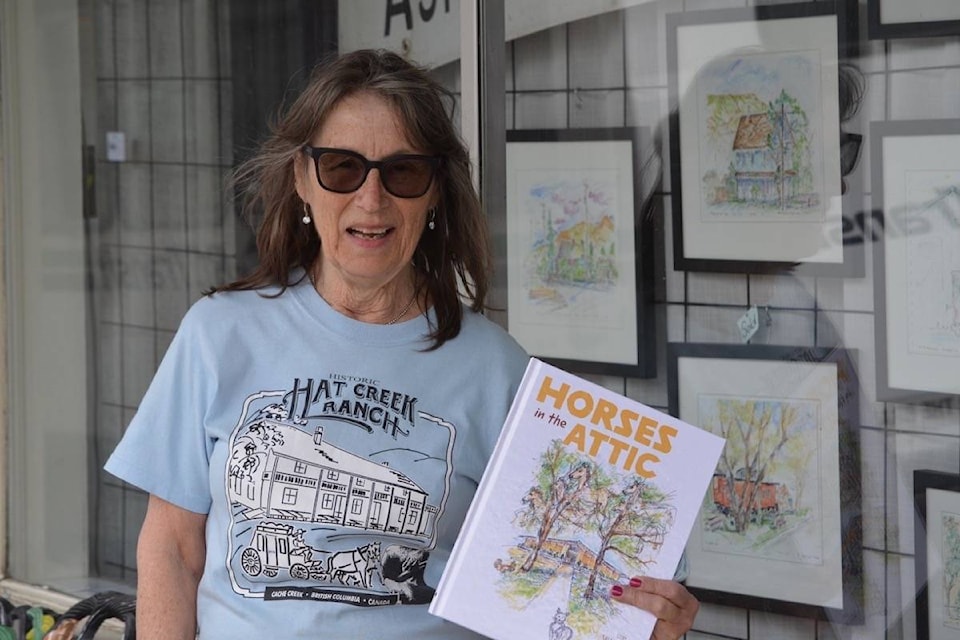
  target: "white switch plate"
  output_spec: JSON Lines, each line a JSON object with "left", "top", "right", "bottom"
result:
{"left": 106, "top": 131, "right": 126, "bottom": 162}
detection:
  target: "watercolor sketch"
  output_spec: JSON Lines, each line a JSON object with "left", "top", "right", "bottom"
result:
{"left": 696, "top": 50, "right": 824, "bottom": 219}
{"left": 902, "top": 173, "right": 960, "bottom": 358}
{"left": 493, "top": 440, "right": 675, "bottom": 637}
{"left": 505, "top": 133, "right": 647, "bottom": 371}
{"left": 696, "top": 395, "right": 824, "bottom": 565}
{"left": 515, "top": 169, "right": 623, "bottom": 325}
{"left": 941, "top": 512, "right": 960, "bottom": 629}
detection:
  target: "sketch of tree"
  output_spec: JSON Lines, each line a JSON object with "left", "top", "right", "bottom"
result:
{"left": 512, "top": 440, "right": 677, "bottom": 601}
{"left": 943, "top": 515, "right": 960, "bottom": 618}
{"left": 713, "top": 399, "right": 798, "bottom": 533}
{"left": 581, "top": 477, "right": 675, "bottom": 597}
{"left": 766, "top": 89, "right": 811, "bottom": 208}
{"left": 515, "top": 440, "right": 599, "bottom": 572}
{"left": 782, "top": 441, "right": 811, "bottom": 514}
{"left": 247, "top": 420, "right": 285, "bottom": 450}
{"left": 705, "top": 93, "right": 767, "bottom": 147}
{"left": 781, "top": 424, "right": 816, "bottom": 514}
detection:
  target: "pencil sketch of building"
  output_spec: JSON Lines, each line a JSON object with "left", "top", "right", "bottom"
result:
{"left": 731, "top": 111, "right": 798, "bottom": 204}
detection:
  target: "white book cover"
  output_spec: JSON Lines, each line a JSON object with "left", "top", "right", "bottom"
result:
{"left": 430, "top": 358, "right": 725, "bottom": 640}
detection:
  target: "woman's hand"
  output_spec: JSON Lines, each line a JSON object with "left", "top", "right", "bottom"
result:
{"left": 610, "top": 576, "right": 699, "bottom": 640}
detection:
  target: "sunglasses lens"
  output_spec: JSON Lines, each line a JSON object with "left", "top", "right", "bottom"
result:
{"left": 317, "top": 151, "right": 367, "bottom": 192}
{"left": 382, "top": 157, "right": 436, "bottom": 198}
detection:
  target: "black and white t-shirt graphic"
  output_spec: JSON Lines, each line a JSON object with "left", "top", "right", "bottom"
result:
{"left": 224, "top": 375, "right": 457, "bottom": 606}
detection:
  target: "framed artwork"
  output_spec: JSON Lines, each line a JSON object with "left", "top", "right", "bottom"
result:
{"left": 915, "top": 470, "right": 960, "bottom": 640}
{"left": 667, "top": 2, "right": 863, "bottom": 275}
{"left": 505, "top": 127, "right": 655, "bottom": 378}
{"left": 868, "top": 0, "right": 960, "bottom": 40}
{"left": 667, "top": 343, "right": 863, "bottom": 622}
{"left": 871, "top": 119, "right": 960, "bottom": 403}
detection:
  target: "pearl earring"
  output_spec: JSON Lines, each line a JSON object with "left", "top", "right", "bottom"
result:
{"left": 302, "top": 203, "right": 312, "bottom": 225}
{"left": 428, "top": 207, "right": 436, "bottom": 230}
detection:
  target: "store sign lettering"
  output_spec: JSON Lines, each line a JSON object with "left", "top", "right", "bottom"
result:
{"left": 384, "top": 0, "right": 452, "bottom": 37}
{"left": 339, "top": 0, "right": 658, "bottom": 68}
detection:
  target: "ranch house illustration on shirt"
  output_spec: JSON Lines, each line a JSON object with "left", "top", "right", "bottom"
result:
{"left": 223, "top": 378, "right": 456, "bottom": 606}
{"left": 229, "top": 422, "right": 436, "bottom": 537}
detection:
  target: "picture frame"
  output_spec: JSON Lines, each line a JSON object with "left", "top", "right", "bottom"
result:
{"left": 667, "top": 2, "right": 863, "bottom": 275}
{"left": 504, "top": 127, "right": 656, "bottom": 378}
{"left": 870, "top": 119, "right": 960, "bottom": 403}
{"left": 868, "top": 0, "right": 960, "bottom": 40}
{"left": 914, "top": 469, "right": 960, "bottom": 640}
{"left": 667, "top": 342, "right": 863, "bottom": 622}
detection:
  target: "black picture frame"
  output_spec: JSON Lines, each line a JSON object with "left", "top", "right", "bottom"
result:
{"left": 870, "top": 119, "right": 960, "bottom": 403}
{"left": 667, "top": 342, "right": 863, "bottom": 623}
{"left": 667, "top": 1, "right": 863, "bottom": 276}
{"left": 914, "top": 469, "right": 960, "bottom": 640}
{"left": 868, "top": 0, "right": 960, "bottom": 40}
{"left": 503, "top": 127, "right": 656, "bottom": 378}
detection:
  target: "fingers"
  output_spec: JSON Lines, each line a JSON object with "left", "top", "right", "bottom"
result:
{"left": 609, "top": 576, "right": 699, "bottom": 640}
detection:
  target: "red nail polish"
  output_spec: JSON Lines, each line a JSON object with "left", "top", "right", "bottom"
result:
{"left": 629, "top": 577, "right": 643, "bottom": 588}
{"left": 611, "top": 585, "right": 623, "bottom": 597}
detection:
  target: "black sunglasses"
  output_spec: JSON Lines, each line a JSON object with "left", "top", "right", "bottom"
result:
{"left": 302, "top": 145, "right": 441, "bottom": 199}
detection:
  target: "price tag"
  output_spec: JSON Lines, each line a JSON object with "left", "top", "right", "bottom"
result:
{"left": 737, "top": 305, "right": 759, "bottom": 343}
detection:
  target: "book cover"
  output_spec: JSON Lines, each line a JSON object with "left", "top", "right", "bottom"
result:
{"left": 430, "top": 358, "right": 725, "bottom": 640}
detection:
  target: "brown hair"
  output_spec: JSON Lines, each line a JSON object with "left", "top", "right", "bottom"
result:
{"left": 213, "top": 49, "right": 490, "bottom": 349}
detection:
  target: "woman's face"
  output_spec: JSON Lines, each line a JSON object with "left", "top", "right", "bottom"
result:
{"left": 296, "top": 91, "right": 437, "bottom": 295}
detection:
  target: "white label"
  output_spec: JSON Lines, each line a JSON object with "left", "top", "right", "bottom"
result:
{"left": 737, "top": 305, "right": 760, "bottom": 343}
{"left": 106, "top": 131, "right": 126, "bottom": 162}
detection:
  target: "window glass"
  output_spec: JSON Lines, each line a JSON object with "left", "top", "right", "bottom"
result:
{"left": 492, "top": 0, "right": 959, "bottom": 636}
{"left": 5, "top": 1, "right": 960, "bottom": 637}
{"left": 3, "top": 0, "right": 460, "bottom": 599}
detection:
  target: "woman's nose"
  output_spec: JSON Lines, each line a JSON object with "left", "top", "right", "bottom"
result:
{"left": 354, "top": 167, "right": 388, "bottom": 209}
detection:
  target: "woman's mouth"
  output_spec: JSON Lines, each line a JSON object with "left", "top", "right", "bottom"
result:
{"left": 348, "top": 227, "right": 391, "bottom": 240}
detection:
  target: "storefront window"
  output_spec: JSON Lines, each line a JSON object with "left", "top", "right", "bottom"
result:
{"left": 491, "top": 0, "right": 960, "bottom": 636}
{"left": 1, "top": 0, "right": 459, "bottom": 600}
{"left": 3, "top": 1, "right": 960, "bottom": 637}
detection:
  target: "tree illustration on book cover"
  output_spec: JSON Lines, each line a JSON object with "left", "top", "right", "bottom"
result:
{"left": 493, "top": 440, "right": 676, "bottom": 637}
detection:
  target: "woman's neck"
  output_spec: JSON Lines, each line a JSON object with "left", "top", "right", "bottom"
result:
{"left": 309, "top": 264, "right": 421, "bottom": 325}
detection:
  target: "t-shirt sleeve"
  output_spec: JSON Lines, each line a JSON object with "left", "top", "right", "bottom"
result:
{"left": 104, "top": 307, "right": 215, "bottom": 514}
{"left": 477, "top": 331, "right": 531, "bottom": 463}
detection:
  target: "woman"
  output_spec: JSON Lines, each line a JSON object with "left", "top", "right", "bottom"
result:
{"left": 105, "top": 49, "right": 697, "bottom": 639}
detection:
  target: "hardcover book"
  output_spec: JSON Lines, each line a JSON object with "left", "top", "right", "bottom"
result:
{"left": 430, "top": 358, "right": 725, "bottom": 640}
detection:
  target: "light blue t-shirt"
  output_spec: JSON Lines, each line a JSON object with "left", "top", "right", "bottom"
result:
{"left": 105, "top": 275, "right": 529, "bottom": 639}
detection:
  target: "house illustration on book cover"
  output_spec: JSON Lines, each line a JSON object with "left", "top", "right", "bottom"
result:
{"left": 431, "top": 358, "right": 725, "bottom": 640}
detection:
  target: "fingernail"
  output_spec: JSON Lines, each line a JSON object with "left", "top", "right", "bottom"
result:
{"left": 629, "top": 577, "right": 643, "bottom": 588}
{"left": 611, "top": 585, "right": 623, "bottom": 597}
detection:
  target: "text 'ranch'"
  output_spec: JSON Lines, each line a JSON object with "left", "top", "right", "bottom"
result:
{"left": 533, "top": 375, "right": 677, "bottom": 479}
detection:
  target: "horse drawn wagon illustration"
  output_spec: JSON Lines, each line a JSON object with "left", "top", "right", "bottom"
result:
{"left": 240, "top": 521, "right": 381, "bottom": 588}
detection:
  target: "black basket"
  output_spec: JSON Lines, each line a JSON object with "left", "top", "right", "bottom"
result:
{"left": 43, "top": 591, "right": 136, "bottom": 640}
